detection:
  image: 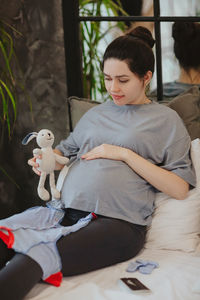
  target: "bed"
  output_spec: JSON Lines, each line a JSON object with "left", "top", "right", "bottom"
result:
{"left": 26, "top": 91, "right": 200, "bottom": 300}
{"left": 26, "top": 248, "right": 200, "bottom": 300}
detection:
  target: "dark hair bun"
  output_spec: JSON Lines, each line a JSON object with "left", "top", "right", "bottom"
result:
{"left": 172, "top": 22, "right": 196, "bottom": 43}
{"left": 126, "top": 26, "right": 155, "bottom": 48}
{"left": 172, "top": 22, "right": 200, "bottom": 69}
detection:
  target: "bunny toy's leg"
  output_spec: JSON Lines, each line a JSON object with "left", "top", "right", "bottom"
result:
{"left": 49, "top": 172, "right": 60, "bottom": 199}
{"left": 38, "top": 172, "right": 50, "bottom": 201}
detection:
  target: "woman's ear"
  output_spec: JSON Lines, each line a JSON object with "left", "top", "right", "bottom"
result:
{"left": 143, "top": 71, "right": 152, "bottom": 86}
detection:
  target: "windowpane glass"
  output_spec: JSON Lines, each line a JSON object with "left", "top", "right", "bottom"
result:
{"left": 77, "top": 0, "right": 200, "bottom": 101}
{"left": 79, "top": 0, "right": 153, "bottom": 17}
{"left": 160, "top": 0, "right": 200, "bottom": 16}
{"left": 80, "top": 20, "right": 123, "bottom": 101}
{"left": 80, "top": 18, "right": 155, "bottom": 101}
{"left": 149, "top": 22, "right": 179, "bottom": 98}
{"left": 79, "top": 1, "right": 129, "bottom": 17}
{"left": 161, "top": 22, "right": 179, "bottom": 85}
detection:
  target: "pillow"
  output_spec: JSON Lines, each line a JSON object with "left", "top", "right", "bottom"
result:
{"left": 145, "top": 138, "right": 200, "bottom": 253}
{"left": 68, "top": 92, "right": 200, "bottom": 139}
{"left": 167, "top": 86, "right": 200, "bottom": 141}
{"left": 67, "top": 96, "right": 100, "bottom": 130}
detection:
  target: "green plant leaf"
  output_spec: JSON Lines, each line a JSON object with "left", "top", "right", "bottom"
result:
{"left": 0, "top": 79, "right": 17, "bottom": 120}
{"left": 0, "top": 20, "right": 31, "bottom": 139}
{"left": 0, "top": 27, "right": 14, "bottom": 62}
{"left": 0, "top": 40, "right": 14, "bottom": 83}
{"left": 0, "top": 165, "right": 20, "bottom": 189}
{"left": 0, "top": 19, "right": 23, "bottom": 36}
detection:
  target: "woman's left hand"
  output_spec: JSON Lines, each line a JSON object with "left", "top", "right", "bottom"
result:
{"left": 81, "top": 144, "right": 127, "bottom": 161}
{"left": 81, "top": 143, "right": 189, "bottom": 199}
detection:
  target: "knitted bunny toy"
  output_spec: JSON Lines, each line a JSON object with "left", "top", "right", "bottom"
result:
{"left": 22, "top": 129, "right": 69, "bottom": 201}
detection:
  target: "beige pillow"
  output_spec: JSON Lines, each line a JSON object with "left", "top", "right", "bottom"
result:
{"left": 145, "top": 138, "right": 200, "bottom": 253}
{"left": 67, "top": 96, "right": 100, "bottom": 130}
{"left": 68, "top": 90, "right": 200, "bottom": 140}
{"left": 167, "top": 86, "right": 200, "bottom": 140}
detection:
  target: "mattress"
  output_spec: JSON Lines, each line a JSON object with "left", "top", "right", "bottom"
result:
{"left": 25, "top": 247, "right": 200, "bottom": 300}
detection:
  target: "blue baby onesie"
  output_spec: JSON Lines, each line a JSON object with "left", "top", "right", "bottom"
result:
{"left": 0, "top": 206, "right": 96, "bottom": 286}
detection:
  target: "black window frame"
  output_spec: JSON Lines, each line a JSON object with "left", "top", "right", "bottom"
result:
{"left": 62, "top": 0, "right": 200, "bottom": 101}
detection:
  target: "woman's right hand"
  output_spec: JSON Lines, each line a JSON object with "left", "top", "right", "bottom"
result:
{"left": 28, "top": 149, "right": 64, "bottom": 175}
{"left": 27, "top": 156, "right": 42, "bottom": 176}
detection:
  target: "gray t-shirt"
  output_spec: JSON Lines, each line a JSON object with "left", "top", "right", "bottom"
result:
{"left": 56, "top": 100, "right": 196, "bottom": 225}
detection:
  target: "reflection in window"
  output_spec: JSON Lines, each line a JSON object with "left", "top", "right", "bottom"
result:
{"left": 151, "top": 0, "right": 200, "bottom": 93}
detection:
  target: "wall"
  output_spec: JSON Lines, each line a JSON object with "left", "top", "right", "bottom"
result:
{"left": 0, "top": 0, "right": 69, "bottom": 218}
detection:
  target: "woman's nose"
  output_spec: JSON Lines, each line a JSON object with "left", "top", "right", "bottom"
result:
{"left": 110, "top": 79, "right": 120, "bottom": 92}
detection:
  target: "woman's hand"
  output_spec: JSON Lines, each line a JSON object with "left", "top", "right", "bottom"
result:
{"left": 81, "top": 144, "right": 128, "bottom": 161}
{"left": 28, "top": 156, "right": 41, "bottom": 176}
{"left": 82, "top": 143, "right": 189, "bottom": 200}
{"left": 27, "top": 149, "right": 64, "bottom": 175}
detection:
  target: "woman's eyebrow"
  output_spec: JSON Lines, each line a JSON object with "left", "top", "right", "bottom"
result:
{"left": 103, "top": 72, "right": 129, "bottom": 78}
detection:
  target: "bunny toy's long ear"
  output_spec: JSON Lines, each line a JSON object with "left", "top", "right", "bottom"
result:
{"left": 22, "top": 132, "right": 38, "bottom": 145}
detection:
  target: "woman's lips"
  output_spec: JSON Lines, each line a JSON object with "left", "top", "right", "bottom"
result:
{"left": 111, "top": 94, "right": 124, "bottom": 100}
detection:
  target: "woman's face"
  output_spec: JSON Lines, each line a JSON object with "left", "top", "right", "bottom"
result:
{"left": 103, "top": 58, "right": 151, "bottom": 106}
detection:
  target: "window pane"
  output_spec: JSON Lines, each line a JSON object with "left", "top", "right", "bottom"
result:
{"left": 161, "top": 22, "right": 179, "bottom": 86}
{"left": 80, "top": 17, "right": 155, "bottom": 102}
{"left": 142, "top": 0, "right": 153, "bottom": 16}
{"left": 160, "top": 0, "right": 200, "bottom": 16}
{"left": 80, "top": 20, "right": 123, "bottom": 101}
{"left": 79, "top": 0, "right": 146, "bottom": 17}
{"left": 150, "top": 21, "right": 180, "bottom": 98}
{"left": 79, "top": 1, "right": 156, "bottom": 101}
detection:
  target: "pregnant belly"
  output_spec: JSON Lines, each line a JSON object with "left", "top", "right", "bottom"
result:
{"left": 62, "top": 158, "right": 146, "bottom": 198}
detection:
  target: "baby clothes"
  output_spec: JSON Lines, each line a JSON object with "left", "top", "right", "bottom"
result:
{"left": 127, "top": 259, "right": 159, "bottom": 274}
{"left": 0, "top": 206, "right": 96, "bottom": 286}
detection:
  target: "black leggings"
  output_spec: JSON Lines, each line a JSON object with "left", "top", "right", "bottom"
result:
{"left": 0, "top": 208, "right": 146, "bottom": 300}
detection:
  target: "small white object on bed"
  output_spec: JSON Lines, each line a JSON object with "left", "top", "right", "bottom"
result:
{"left": 26, "top": 139, "right": 200, "bottom": 300}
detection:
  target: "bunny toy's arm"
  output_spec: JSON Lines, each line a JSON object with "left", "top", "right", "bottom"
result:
{"left": 54, "top": 153, "right": 69, "bottom": 165}
{"left": 33, "top": 148, "right": 43, "bottom": 156}
{"left": 53, "top": 149, "right": 69, "bottom": 168}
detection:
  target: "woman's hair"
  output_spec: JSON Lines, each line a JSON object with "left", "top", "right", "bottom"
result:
{"left": 102, "top": 26, "right": 155, "bottom": 78}
{"left": 172, "top": 22, "right": 200, "bottom": 71}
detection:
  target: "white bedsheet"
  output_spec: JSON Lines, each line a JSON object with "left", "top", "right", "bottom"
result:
{"left": 25, "top": 248, "right": 200, "bottom": 300}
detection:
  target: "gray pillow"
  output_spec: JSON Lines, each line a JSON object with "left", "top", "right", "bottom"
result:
{"left": 167, "top": 86, "right": 200, "bottom": 141}
{"left": 67, "top": 96, "right": 100, "bottom": 130}
{"left": 68, "top": 91, "right": 200, "bottom": 141}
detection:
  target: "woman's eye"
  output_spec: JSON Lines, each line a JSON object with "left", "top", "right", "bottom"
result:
{"left": 119, "top": 80, "right": 128, "bottom": 83}
{"left": 104, "top": 77, "right": 128, "bottom": 83}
